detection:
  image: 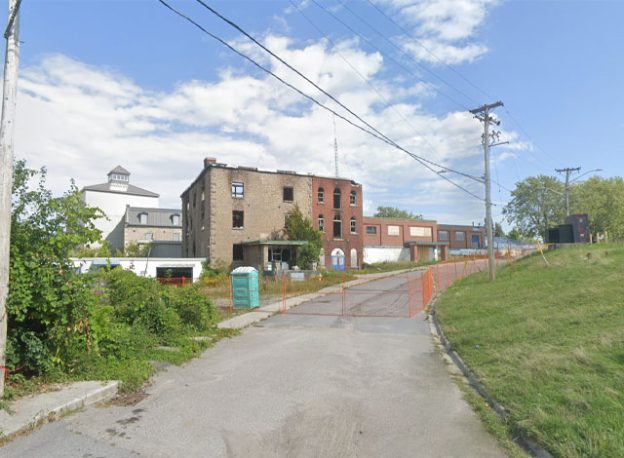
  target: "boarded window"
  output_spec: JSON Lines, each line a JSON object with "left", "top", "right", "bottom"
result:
{"left": 232, "top": 211, "right": 244, "bottom": 229}
{"left": 387, "top": 225, "right": 400, "bottom": 236}
{"left": 144, "top": 232, "right": 153, "bottom": 241}
{"left": 455, "top": 231, "right": 465, "bottom": 241}
{"left": 232, "top": 243, "right": 244, "bottom": 261}
{"left": 410, "top": 226, "right": 432, "bottom": 237}
{"left": 283, "top": 186, "right": 294, "bottom": 202}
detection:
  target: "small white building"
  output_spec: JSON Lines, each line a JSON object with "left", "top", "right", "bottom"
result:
{"left": 71, "top": 257, "right": 205, "bottom": 282}
{"left": 81, "top": 166, "right": 159, "bottom": 251}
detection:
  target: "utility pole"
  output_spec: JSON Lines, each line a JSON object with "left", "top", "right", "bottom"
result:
{"left": 470, "top": 101, "right": 503, "bottom": 281}
{"left": 0, "top": 0, "right": 22, "bottom": 398}
{"left": 555, "top": 167, "right": 580, "bottom": 216}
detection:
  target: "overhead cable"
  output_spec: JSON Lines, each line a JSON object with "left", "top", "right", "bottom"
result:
{"left": 157, "top": 0, "right": 485, "bottom": 201}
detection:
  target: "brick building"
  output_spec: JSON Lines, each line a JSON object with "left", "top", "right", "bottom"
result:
{"left": 311, "top": 176, "right": 363, "bottom": 270}
{"left": 182, "top": 158, "right": 363, "bottom": 271}
{"left": 437, "top": 224, "right": 485, "bottom": 250}
{"left": 362, "top": 217, "right": 448, "bottom": 263}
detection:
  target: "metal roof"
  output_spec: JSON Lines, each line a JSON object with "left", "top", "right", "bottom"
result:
{"left": 125, "top": 207, "right": 182, "bottom": 227}
{"left": 82, "top": 183, "right": 159, "bottom": 198}
{"left": 108, "top": 165, "right": 130, "bottom": 175}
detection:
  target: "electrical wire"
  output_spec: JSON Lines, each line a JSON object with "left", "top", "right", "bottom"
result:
{"left": 336, "top": 0, "right": 476, "bottom": 110}
{"left": 358, "top": 0, "right": 563, "bottom": 175}
{"left": 308, "top": 0, "right": 471, "bottom": 112}
{"left": 289, "top": 0, "right": 482, "bottom": 184}
{"left": 363, "top": 0, "right": 494, "bottom": 102}
{"left": 157, "top": 0, "right": 485, "bottom": 201}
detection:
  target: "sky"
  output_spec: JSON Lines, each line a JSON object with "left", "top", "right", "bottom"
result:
{"left": 5, "top": 0, "right": 624, "bottom": 226}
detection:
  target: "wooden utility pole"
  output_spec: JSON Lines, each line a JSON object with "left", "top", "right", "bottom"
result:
{"left": 0, "top": 0, "right": 22, "bottom": 397}
{"left": 469, "top": 101, "right": 503, "bottom": 282}
{"left": 555, "top": 167, "right": 580, "bottom": 216}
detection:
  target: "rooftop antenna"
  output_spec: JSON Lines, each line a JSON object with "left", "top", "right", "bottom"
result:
{"left": 333, "top": 115, "right": 339, "bottom": 177}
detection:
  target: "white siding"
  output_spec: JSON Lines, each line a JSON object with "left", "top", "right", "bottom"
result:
{"left": 83, "top": 190, "right": 159, "bottom": 250}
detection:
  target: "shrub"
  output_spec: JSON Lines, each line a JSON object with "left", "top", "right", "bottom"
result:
{"left": 164, "top": 285, "right": 215, "bottom": 331}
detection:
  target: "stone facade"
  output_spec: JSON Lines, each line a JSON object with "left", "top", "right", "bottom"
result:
{"left": 182, "top": 159, "right": 312, "bottom": 266}
{"left": 123, "top": 207, "right": 182, "bottom": 251}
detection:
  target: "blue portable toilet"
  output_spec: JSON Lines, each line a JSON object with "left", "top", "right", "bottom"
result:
{"left": 231, "top": 266, "right": 260, "bottom": 309}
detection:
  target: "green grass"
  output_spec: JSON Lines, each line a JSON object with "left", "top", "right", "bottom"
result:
{"left": 435, "top": 243, "right": 624, "bottom": 458}
{"left": 2, "top": 327, "right": 240, "bottom": 403}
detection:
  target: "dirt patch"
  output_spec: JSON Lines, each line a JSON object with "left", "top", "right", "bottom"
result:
{"left": 109, "top": 390, "right": 149, "bottom": 407}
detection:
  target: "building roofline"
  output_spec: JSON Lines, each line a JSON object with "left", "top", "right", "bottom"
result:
{"left": 81, "top": 184, "right": 159, "bottom": 198}
{"left": 180, "top": 162, "right": 361, "bottom": 198}
{"left": 362, "top": 216, "right": 438, "bottom": 224}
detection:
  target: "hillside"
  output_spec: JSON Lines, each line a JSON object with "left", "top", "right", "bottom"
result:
{"left": 436, "top": 244, "right": 624, "bottom": 458}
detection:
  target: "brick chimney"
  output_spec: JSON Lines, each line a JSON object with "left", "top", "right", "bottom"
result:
{"left": 204, "top": 157, "right": 217, "bottom": 168}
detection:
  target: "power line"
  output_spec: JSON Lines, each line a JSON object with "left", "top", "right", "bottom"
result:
{"left": 157, "top": 0, "right": 485, "bottom": 201}
{"left": 336, "top": 0, "right": 477, "bottom": 110}
{"left": 308, "top": 0, "right": 472, "bottom": 111}
{"left": 363, "top": 0, "right": 493, "bottom": 102}
{"left": 355, "top": 0, "right": 563, "bottom": 175}
{"left": 289, "top": 0, "right": 482, "bottom": 184}
{"left": 191, "top": 0, "right": 484, "bottom": 187}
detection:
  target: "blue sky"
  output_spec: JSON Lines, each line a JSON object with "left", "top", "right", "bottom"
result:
{"left": 6, "top": 0, "right": 623, "bottom": 226}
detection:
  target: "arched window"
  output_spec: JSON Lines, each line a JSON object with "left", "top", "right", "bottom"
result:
{"left": 350, "top": 190, "right": 357, "bottom": 206}
{"left": 333, "top": 188, "right": 341, "bottom": 209}
{"left": 317, "top": 187, "right": 325, "bottom": 204}
{"left": 350, "top": 217, "right": 357, "bottom": 234}
{"left": 318, "top": 215, "right": 325, "bottom": 232}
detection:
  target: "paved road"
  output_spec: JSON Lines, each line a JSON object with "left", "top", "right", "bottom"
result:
{"left": 2, "top": 274, "right": 504, "bottom": 458}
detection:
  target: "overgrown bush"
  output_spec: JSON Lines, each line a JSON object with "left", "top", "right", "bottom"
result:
{"left": 164, "top": 284, "right": 215, "bottom": 331}
{"left": 5, "top": 160, "right": 218, "bottom": 391}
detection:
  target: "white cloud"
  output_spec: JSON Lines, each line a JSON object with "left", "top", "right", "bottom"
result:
{"left": 15, "top": 35, "right": 515, "bottom": 223}
{"left": 377, "top": 0, "right": 499, "bottom": 65}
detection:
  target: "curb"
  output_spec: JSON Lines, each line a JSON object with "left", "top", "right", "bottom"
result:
{"left": 427, "top": 302, "right": 553, "bottom": 458}
{"left": 0, "top": 381, "right": 119, "bottom": 443}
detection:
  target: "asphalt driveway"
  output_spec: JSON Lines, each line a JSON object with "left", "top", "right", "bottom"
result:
{"left": 2, "top": 273, "right": 504, "bottom": 457}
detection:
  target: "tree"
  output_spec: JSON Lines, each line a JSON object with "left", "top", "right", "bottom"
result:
{"left": 570, "top": 176, "right": 624, "bottom": 240}
{"left": 374, "top": 206, "right": 422, "bottom": 219}
{"left": 125, "top": 242, "right": 151, "bottom": 257}
{"left": 493, "top": 222, "right": 505, "bottom": 238}
{"left": 503, "top": 175, "right": 565, "bottom": 239}
{"left": 7, "top": 161, "right": 104, "bottom": 375}
{"left": 284, "top": 206, "right": 322, "bottom": 270}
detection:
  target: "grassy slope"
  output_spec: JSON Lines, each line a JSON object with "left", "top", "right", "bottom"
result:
{"left": 436, "top": 244, "right": 624, "bottom": 458}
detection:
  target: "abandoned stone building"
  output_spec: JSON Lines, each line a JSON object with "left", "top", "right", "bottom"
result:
{"left": 181, "top": 158, "right": 363, "bottom": 271}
